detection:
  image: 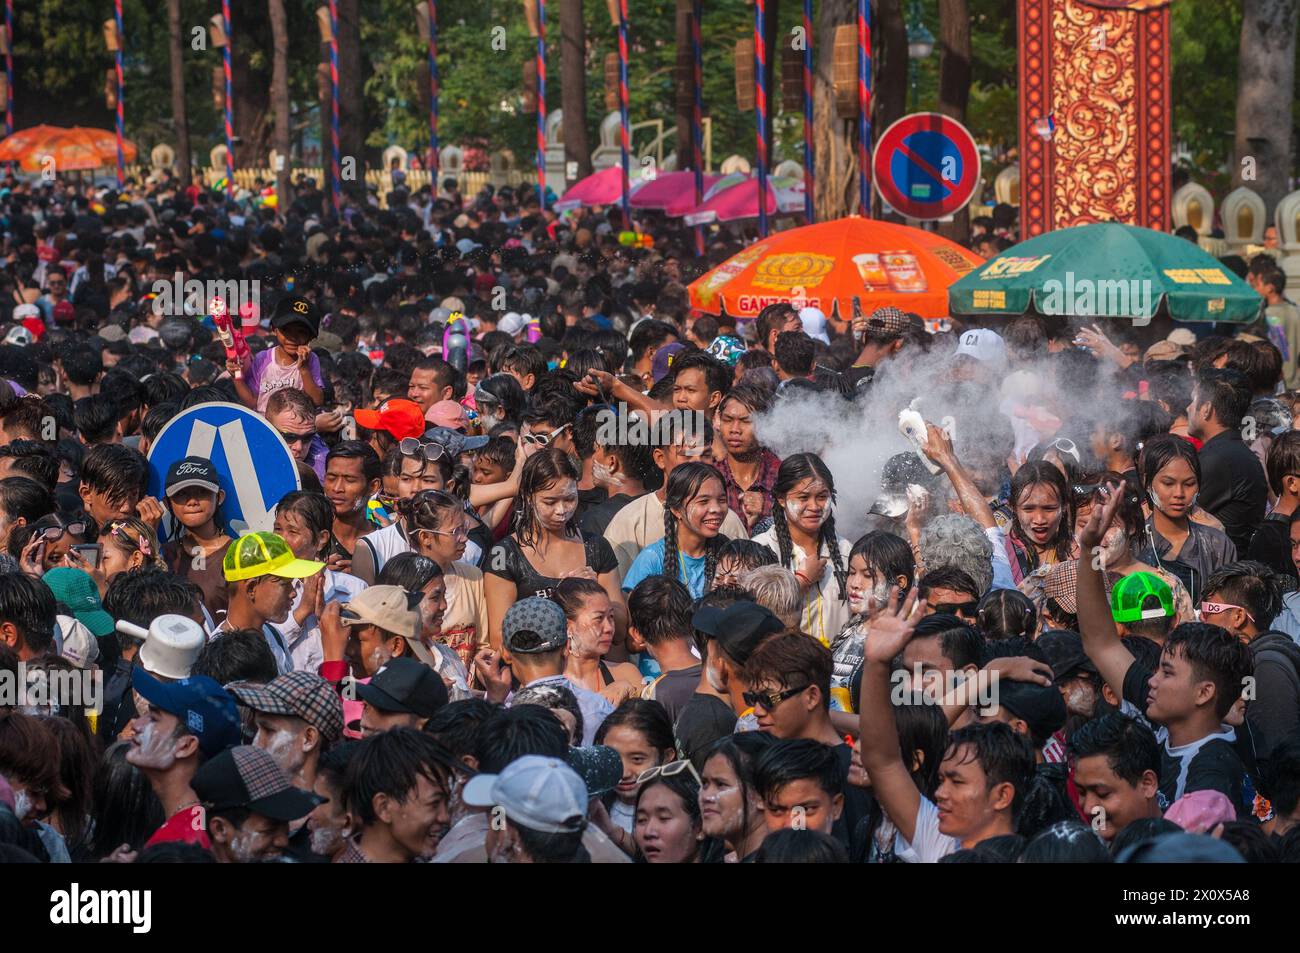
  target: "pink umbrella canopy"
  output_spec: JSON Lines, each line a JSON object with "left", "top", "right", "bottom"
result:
{"left": 628, "top": 170, "right": 722, "bottom": 215}
{"left": 682, "top": 174, "right": 806, "bottom": 225}
{"left": 555, "top": 166, "right": 644, "bottom": 211}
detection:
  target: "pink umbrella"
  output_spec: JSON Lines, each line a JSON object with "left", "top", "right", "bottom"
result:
{"left": 628, "top": 170, "right": 722, "bottom": 215}
{"left": 555, "top": 166, "right": 641, "bottom": 211}
{"left": 682, "top": 174, "right": 806, "bottom": 225}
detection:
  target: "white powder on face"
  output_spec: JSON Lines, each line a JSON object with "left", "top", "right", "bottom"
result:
{"left": 13, "top": 788, "right": 31, "bottom": 822}
{"left": 129, "top": 722, "right": 177, "bottom": 771}
{"left": 227, "top": 829, "right": 262, "bottom": 863}
{"left": 262, "top": 728, "right": 301, "bottom": 774}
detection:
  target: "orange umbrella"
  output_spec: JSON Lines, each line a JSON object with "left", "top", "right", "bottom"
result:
{"left": 0, "top": 124, "right": 137, "bottom": 173}
{"left": 688, "top": 215, "right": 985, "bottom": 320}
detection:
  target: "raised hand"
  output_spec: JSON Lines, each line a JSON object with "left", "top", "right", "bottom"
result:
{"left": 864, "top": 587, "right": 927, "bottom": 665}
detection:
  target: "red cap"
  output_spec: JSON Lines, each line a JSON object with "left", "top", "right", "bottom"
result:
{"left": 53, "top": 301, "right": 75, "bottom": 324}
{"left": 353, "top": 398, "right": 426, "bottom": 441}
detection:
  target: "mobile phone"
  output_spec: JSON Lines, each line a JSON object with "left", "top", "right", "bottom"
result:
{"left": 71, "top": 543, "right": 102, "bottom": 569}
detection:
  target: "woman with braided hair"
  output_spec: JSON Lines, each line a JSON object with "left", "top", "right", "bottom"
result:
{"left": 752, "top": 453, "right": 853, "bottom": 648}
{"left": 623, "top": 462, "right": 731, "bottom": 599}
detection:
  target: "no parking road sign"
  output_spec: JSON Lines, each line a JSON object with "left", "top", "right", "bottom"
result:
{"left": 147, "top": 402, "right": 301, "bottom": 541}
{"left": 873, "top": 113, "right": 981, "bottom": 221}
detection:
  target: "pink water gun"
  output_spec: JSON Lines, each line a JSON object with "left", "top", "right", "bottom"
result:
{"left": 210, "top": 297, "right": 242, "bottom": 379}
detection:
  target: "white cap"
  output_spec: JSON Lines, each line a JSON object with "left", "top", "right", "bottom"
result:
{"left": 128, "top": 326, "right": 160, "bottom": 345}
{"left": 455, "top": 238, "right": 481, "bottom": 255}
{"left": 56, "top": 614, "right": 100, "bottom": 670}
{"left": 799, "top": 306, "right": 830, "bottom": 345}
{"left": 498, "top": 311, "right": 527, "bottom": 336}
{"left": 133, "top": 614, "right": 206, "bottom": 681}
{"left": 1167, "top": 328, "right": 1196, "bottom": 348}
{"left": 3, "top": 326, "right": 33, "bottom": 346}
{"left": 12, "top": 303, "right": 40, "bottom": 322}
{"left": 954, "top": 328, "right": 1007, "bottom": 367}
{"left": 462, "top": 754, "right": 590, "bottom": 834}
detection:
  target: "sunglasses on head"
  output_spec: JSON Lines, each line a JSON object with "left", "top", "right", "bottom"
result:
{"left": 33, "top": 517, "right": 87, "bottom": 540}
{"left": 1200, "top": 601, "right": 1254, "bottom": 622}
{"left": 636, "top": 760, "right": 701, "bottom": 786}
{"left": 398, "top": 437, "right": 447, "bottom": 461}
{"left": 1047, "top": 437, "right": 1081, "bottom": 463}
{"left": 521, "top": 423, "right": 571, "bottom": 448}
{"left": 742, "top": 684, "right": 810, "bottom": 712}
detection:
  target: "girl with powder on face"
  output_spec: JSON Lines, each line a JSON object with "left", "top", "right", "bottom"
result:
{"left": 622, "top": 463, "right": 732, "bottom": 600}
{"left": 484, "top": 449, "right": 627, "bottom": 651}
{"left": 831, "top": 532, "right": 916, "bottom": 712}
{"left": 752, "top": 453, "right": 853, "bottom": 648}
{"left": 557, "top": 576, "right": 643, "bottom": 704}
{"left": 697, "top": 733, "right": 775, "bottom": 864}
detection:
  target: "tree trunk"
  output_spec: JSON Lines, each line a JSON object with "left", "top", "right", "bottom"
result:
{"left": 560, "top": 0, "right": 591, "bottom": 185}
{"left": 937, "top": 0, "right": 972, "bottom": 243}
{"left": 268, "top": 0, "right": 291, "bottom": 214}
{"left": 813, "top": 0, "right": 858, "bottom": 220}
{"left": 167, "top": 0, "right": 191, "bottom": 186}
{"left": 674, "top": 0, "right": 694, "bottom": 171}
{"left": 875, "top": 0, "right": 908, "bottom": 219}
{"left": 1234, "top": 0, "right": 1300, "bottom": 218}
{"left": 319, "top": 51, "right": 333, "bottom": 199}
{"left": 336, "top": 0, "right": 366, "bottom": 202}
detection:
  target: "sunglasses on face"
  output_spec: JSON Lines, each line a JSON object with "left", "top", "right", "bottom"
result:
{"left": 930, "top": 601, "right": 978, "bottom": 617}
{"left": 33, "top": 518, "right": 87, "bottom": 540}
{"left": 521, "top": 423, "right": 571, "bottom": 447}
{"left": 636, "top": 760, "right": 701, "bottom": 786}
{"left": 398, "top": 437, "right": 447, "bottom": 461}
{"left": 279, "top": 429, "right": 317, "bottom": 446}
{"left": 1200, "top": 601, "right": 1255, "bottom": 622}
{"left": 742, "top": 684, "right": 809, "bottom": 712}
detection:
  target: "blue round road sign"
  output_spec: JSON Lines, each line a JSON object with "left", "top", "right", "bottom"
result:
{"left": 873, "top": 113, "right": 981, "bottom": 221}
{"left": 146, "top": 402, "right": 301, "bottom": 541}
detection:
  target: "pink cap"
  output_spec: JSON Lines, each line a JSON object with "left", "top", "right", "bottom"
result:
{"left": 426, "top": 399, "right": 470, "bottom": 431}
{"left": 1164, "top": 790, "right": 1236, "bottom": 833}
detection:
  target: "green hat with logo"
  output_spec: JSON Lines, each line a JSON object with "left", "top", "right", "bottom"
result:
{"left": 223, "top": 531, "right": 324, "bottom": 583}
{"left": 43, "top": 567, "right": 115, "bottom": 637}
{"left": 1110, "top": 571, "right": 1175, "bottom": 623}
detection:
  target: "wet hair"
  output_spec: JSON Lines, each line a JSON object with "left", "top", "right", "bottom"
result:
{"left": 628, "top": 319, "right": 679, "bottom": 365}
{"left": 1192, "top": 366, "right": 1252, "bottom": 429}
{"left": 275, "top": 490, "right": 334, "bottom": 557}
{"left": 0, "top": 440, "right": 59, "bottom": 488}
{"left": 192, "top": 628, "right": 279, "bottom": 686}
{"left": 1266, "top": 430, "right": 1300, "bottom": 496}
{"left": 423, "top": 698, "right": 497, "bottom": 761}
{"left": 1108, "top": 816, "right": 1181, "bottom": 857}
{"left": 662, "top": 461, "right": 729, "bottom": 590}
{"left": 716, "top": 538, "right": 779, "bottom": 577}
{"left": 1139, "top": 433, "right": 1202, "bottom": 493}
{"left": 475, "top": 373, "right": 528, "bottom": 426}
{"left": 102, "top": 567, "right": 201, "bottom": 633}
{"left": 0, "top": 395, "right": 54, "bottom": 442}
{"left": 976, "top": 588, "right": 1039, "bottom": 641}
{"left": 73, "top": 394, "right": 119, "bottom": 443}
{"left": 626, "top": 575, "right": 694, "bottom": 644}
{"left": 770, "top": 453, "right": 847, "bottom": 602}
{"left": 343, "top": 726, "right": 460, "bottom": 827}
{"left": 474, "top": 435, "right": 517, "bottom": 476}
{"left": 377, "top": 551, "right": 444, "bottom": 596}
{"left": 720, "top": 381, "right": 773, "bottom": 419}
{"left": 396, "top": 487, "right": 465, "bottom": 537}
{"left": 1008, "top": 460, "right": 1073, "bottom": 568}
{"left": 594, "top": 698, "right": 675, "bottom": 755}
{"left": 1202, "top": 561, "right": 1284, "bottom": 630}
{"left": 848, "top": 531, "right": 915, "bottom": 591}
{"left": 497, "top": 344, "right": 547, "bottom": 386}
{"left": 907, "top": 613, "right": 986, "bottom": 671}
{"left": 755, "top": 302, "right": 798, "bottom": 349}
{"left": 1068, "top": 712, "right": 1160, "bottom": 786}
{"left": 1161, "top": 622, "right": 1255, "bottom": 719}
{"left": 670, "top": 350, "right": 730, "bottom": 401}
{"left": 88, "top": 741, "right": 165, "bottom": 859}
{"left": 918, "top": 566, "right": 981, "bottom": 604}
{"left": 754, "top": 827, "right": 848, "bottom": 863}
{"left": 1019, "top": 821, "right": 1111, "bottom": 863}
{"left": 512, "top": 448, "right": 580, "bottom": 547}
{"left": 473, "top": 704, "right": 569, "bottom": 773}
{"left": 59, "top": 343, "right": 103, "bottom": 386}
{"left": 326, "top": 440, "right": 382, "bottom": 485}
{"left": 0, "top": 711, "right": 63, "bottom": 806}
{"left": 0, "top": 573, "right": 57, "bottom": 655}
{"left": 743, "top": 632, "right": 832, "bottom": 709}
{"left": 0, "top": 475, "right": 54, "bottom": 525}
{"left": 753, "top": 737, "right": 842, "bottom": 802}
{"left": 699, "top": 731, "right": 776, "bottom": 831}
{"left": 513, "top": 688, "right": 585, "bottom": 747}
{"left": 79, "top": 443, "right": 148, "bottom": 503}
{"left": 1215, "top": 820, "right": 1280, "bottom": 863}
{"left": 944, "top": 721, "right": 1036, "bottom": 825}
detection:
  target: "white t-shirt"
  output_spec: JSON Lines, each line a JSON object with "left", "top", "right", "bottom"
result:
{"left": 751, "top": 529, "right": 853, "bottom": 647}
{"left": 894, "top": 795, "right": 960, "bottom": 863}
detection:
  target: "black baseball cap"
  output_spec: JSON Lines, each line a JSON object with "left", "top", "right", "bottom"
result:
{"left": 192, "top": 745, "right": 323, "bottom": 822}
{"left": 354, "top": 657, "right": 449, "bottom": 718}
{"left": 1035, "top": 630, "right": 1098, "bottom": 683}
{"left": 165, "top": 456, "right": 221, "bottom": 497}
{"left": 271, "top": 294, "right": 321, "bottom": 335}
{"left": 691, "top": 601, "right": 784, "bottom": 666}
{"left": 996, "top": 680, "right": 1068, "bottom": 742}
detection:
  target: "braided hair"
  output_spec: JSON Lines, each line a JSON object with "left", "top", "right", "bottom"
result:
{"left": 770, "top": 453, "right": 848, "bottom": 603}
{"left": 662, "top": 462, "right": 729, "bottom": 591}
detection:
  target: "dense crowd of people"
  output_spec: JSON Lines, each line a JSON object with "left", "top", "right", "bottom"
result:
{"left": 0, "top": 170, "right": 1296, "bottom": 865}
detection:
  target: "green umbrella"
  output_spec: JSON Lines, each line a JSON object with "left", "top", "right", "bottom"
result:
{"left": 948, "top": 223, "right": 1262, "bottom": 324}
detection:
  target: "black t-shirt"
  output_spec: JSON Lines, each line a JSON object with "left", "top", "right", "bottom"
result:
{"left": 485, "top": 532, "right": 618, "bottom": 600}
{"left": 844, "top": 364, "right": 875, "bottom": 391}
{"left": 576, "top": 486, "right": 608, "bottom": 523}
{"left": 1247, "top": 512, "right": 1298, "bottom": 582}
{"left": 579, "top": 492, "right": 638, "bottom": 537}
{"left": 647, "top": 664, "right": 701, "bottom": 724}
{"left": 832, "top": 742, "right": 872, "bottom": 851}
{"left": 674, "top": 692, "right": 737, "bottom": 766}
{"left": 1120, "top": 660, "right": 1247, "bottom": 813}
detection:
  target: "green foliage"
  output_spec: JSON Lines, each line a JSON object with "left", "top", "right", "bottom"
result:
{"left": 1171, "top": 0, "right": 1240, "bottom": 179}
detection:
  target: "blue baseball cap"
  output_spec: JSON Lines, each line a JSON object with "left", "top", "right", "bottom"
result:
{"left": 132, "top": 668, "right": 242, "bottom": 758}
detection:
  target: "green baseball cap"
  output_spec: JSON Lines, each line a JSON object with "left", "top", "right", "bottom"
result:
{"left": 1110, "top": 572, "right": 1175, "bottom": 623}
{"left": 223, "top": 532, "right": 324, "bottom": 582}
{"left": 43, "top": 567, "right": 115, "bottom": 637}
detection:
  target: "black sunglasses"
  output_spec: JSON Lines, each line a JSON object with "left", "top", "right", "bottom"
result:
{"left": 742, "top": 684, "right": 809, "bottom": 712}
{"left": 278, "top": 429, "right": 317, "bottom": 446}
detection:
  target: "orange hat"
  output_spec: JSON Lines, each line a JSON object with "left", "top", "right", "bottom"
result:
{"left": 354, "top": 399, "right": 427, "bottom": 441}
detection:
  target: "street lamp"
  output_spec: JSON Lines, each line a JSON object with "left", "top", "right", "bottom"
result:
{"left": 906, "top": 0, "right": 934, "bottom": 112}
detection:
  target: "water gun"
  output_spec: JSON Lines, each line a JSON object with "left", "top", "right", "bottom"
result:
{"left": 526, "top": 315, "right": 541, "bottom": 344}
{"left": 211, "top": 296, "right": 252, "bottom": 376}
